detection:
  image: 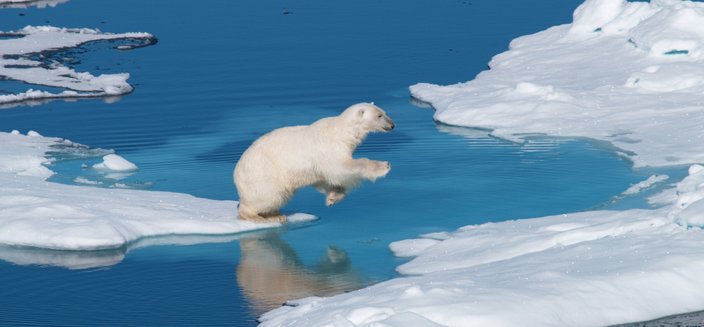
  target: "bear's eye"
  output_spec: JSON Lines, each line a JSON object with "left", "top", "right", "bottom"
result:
{"left": 377, "top": 114, "right": 382, "bottom": 118}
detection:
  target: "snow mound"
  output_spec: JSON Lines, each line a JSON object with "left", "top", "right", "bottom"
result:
{"left": 0, "top": 131, "right": 316, "bottom": 251}
{"left": 410, "top": 0, "right": 704, "bottom": 168}
{"left": 0, "top": 25, "right": 155, "bottom": 106}
{"left": 92, "top": 154, "right": 138, "bottom": 172}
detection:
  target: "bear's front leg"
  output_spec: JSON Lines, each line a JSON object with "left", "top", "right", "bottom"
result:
{"left": 314, "top": 182, "right": 347, "bottom": 206}
{"left": 326, "top": 189, "right": 346, "bottom": 207}
{"left": 348, "top": 158, "right": 390, "bottom": 181}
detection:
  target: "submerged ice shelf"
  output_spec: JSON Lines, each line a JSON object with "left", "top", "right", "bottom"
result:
{"left": 0, "top": 131, "right": 315, "bottom": 255}
{"left": 263, "top": 0, "right": 704, "bottom": 326}
{"left": 0, "top": 25, "right": 155, "bottom": 107}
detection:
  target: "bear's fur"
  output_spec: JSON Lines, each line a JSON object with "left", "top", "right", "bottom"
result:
{"left": 234, "top": 103, "right": 395, "bottom": 223}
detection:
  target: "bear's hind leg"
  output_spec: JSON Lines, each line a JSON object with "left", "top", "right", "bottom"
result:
{"left": 263, "top": 211, "right": 287, "bottom": 223}
{"left": 238, "top": 203, "right": 287, "bottom": 224}
{"left": 238, "top": 203, "right": 268, "bottom": 222}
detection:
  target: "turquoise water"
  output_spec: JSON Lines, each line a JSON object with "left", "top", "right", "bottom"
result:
{"left": 0, "top": 0, "right": 678, "bottom": 325}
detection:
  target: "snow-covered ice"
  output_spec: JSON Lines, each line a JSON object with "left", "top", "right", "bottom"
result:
{"left": 0, "top": 0, "right": 67, "bottom": 9}
{"left": 410, "top": 0, "right": 704, "bottom": 168}
{"left": 92, "top": 154, "right": 138, "bottom": 172}
{"left": 0, "top": 131, "right": 316, "bottom": 253}
{"left": 0, "top": 26, "right": 155, "bottom": 106}
{"left": 0, "top": 234, "right": 254, "bottom": 270}
{"left": 621, "top": 174, "right": 669, "bottom": 196}
{"left": 261, "top": 166, "right": 704, "bottom": 327}
{"left": 262, "top": 0, "right": 704, "bottom": 326}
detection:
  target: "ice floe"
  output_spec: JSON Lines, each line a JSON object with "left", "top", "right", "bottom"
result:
{"left": 0, "top": 25, "right": 155, "bottom": 107}
{"left": 0, "top": 131, "right": 316, "bottom": 254}
{"left": 410, "top": 0, "right": 704, "bottom": 168}
{"left": 262, "top": 165, "right": 704, "bottom": 326}
{"left": 621, "top": 174, "right": 669, "bottom": 196}
{"left": 92, "top": 154, "right": 138, "bottom": 172}
{"left": 0, "top": 0, "right": 67, "bottom": 9}
{"left": 263, "top": 0, "right": 704, "bottom": 325}
{"left": 0, "top": 234, "right": 253, "bottom": 270}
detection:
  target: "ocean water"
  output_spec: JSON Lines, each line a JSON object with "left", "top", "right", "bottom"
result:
{"left": 0, "top": 0, "right": 679, "bottom": 325}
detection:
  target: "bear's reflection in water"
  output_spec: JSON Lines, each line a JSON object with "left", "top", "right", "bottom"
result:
{"left": 236, "top": 231, "right": 366, "bottom": 315}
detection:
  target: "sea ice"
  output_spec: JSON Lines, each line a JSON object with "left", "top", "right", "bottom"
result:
{"left": 0, "top": 0, "right": 67, "bottom": 9}
{"left": 92, "top": 154, "right": 138, "bottom": 172}
{"left": 263, "top": 0, "right": 704, "bottom": 325}
{"left": 0, "top": 131, "right": 316, "bottom": 253}
{"left": 262, "top": 166, "right": 704, "bottom": 326}
{"left": 621, "top": 174, "right": 669, "bottom": 196}
{"left": 73, "top": 176, "right": 102, "bottom": 185}
{"left": 0, "top": 234, "right": 251, "bottom": 270}
{"left": 0, "top": 25, "right": 155, "bottom": 107}
{"left": 410, "top": 0, "right": 704, "bottom": 168}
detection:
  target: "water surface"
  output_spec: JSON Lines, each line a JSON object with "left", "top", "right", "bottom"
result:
{"left": 0, "top": 0, "right": 671, "bottom": 325}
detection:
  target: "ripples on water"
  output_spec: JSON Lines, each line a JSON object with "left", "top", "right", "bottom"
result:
{"left": 0, "top": 0, "right": 681, "bottom": 325}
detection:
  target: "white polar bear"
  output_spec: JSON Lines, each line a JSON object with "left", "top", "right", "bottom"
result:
{"left": 234, "top": 103, "right": 395, "bottom": 223}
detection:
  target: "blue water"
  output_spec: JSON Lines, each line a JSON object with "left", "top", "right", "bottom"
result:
{"left": 0, "top": 0, "right": 679, "bottom": 325}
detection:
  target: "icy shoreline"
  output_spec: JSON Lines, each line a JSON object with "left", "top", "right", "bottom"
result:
{"left": 0, "top": 131, "right": 315, "bottom": 254}
{"left": 262, "top": 0, "right": 704, "bottom": 326}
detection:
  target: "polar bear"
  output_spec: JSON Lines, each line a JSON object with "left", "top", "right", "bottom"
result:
{"left": 234, "top": 103, "right": 395, "bottom": 223}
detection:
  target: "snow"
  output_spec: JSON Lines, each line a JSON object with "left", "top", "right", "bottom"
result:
{"left": 0, "top": 26, "right": 155, "bottom": 106}
{"left": 0, "top": 131, "right": 316, "bottom": 251}
{"left": 262, "top": 166, "right": 704, "bottom": 326}
{"left": 0, "top": 129, "right": 56, "bottom": 178}
{"left": 0, "top": 0, "right": 67, "bottom": 9}
{"left": 263, "top": 0, "right": 704, "bottom": 326}
{"left": 92, "top": 154, "right": 138, "bottom": 172}
{"left": 621, "top": 174, "right": 668, "bottom": 196}
{"left": 410, "top": 0, "right": 704, "bottom": 168}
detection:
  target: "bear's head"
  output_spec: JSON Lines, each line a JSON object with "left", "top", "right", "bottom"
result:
{"left": 344, "top": 103, "right": 395, "bottom": 133}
